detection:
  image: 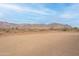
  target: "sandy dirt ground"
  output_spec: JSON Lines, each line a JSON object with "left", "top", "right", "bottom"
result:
{"left": 0, "top": 31, "right": 79, "bottom": 56}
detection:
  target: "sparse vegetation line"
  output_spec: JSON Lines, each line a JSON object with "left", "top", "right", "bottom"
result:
{"left": 0, "top": 21, "right": 79, "bottom": 35}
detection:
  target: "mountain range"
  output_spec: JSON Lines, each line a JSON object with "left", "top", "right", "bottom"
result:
{"left": 0, "top": 21, "right": 73, "bottom": 31}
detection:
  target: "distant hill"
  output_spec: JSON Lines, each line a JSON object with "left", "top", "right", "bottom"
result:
{"left": 48, "top": 23, "right": 72, "bottom": 30}
{"left": 0, "top": 21, "right": 72, "bottom": 29}
{"left": 0, "top": 21, "right": 17, "bottom": 29}
{"left": 0, "top": 21, "right": 79, "bottom": 33}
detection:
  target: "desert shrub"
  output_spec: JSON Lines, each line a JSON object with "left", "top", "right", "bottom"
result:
{"left": 2, "top": 28, "right": 11, "bottom": 33}
{"left": 72, "top": 27, "right": 79, "bottom": 32}
{"left": 73, "top": 27, "right": 79, "bottom": 30}
{"left": 49, "top": 28, "right": 53, "bottom": 30}
{"left": 62, "top": 28, "right": 70, "bottom": 31}
{"left": 5, "top": 30, "right": 10, "bottom": 32}
{"left": 0, "top": 28, "right": 8, "bottom": 32}
{"left": 39, "top": 29, "right": 45, "bottom": 31}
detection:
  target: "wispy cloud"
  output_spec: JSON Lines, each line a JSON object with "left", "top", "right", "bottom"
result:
{"left": 60, "top": 13, "right": 78, "bottom": 19}
{"left": 0, "top": 4, "right": 25, "bottom": 12}
{"left": 60, "top": 4, "right": 79, "bottom": 19}
{"left": 0, "top": 12, "right": 4, "bottom": 18}
{"left": 0, "top": 3, "right": 79, "bottom": 27}
{"left": 0, "top": 12, "right": 3, "bottom": 16}
{"left": 0, "top": 3, "right": 57, "bottom": 16}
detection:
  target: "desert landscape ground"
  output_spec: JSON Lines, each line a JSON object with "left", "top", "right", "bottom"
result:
{"left": 0, "top": 31, "right": 79, "bottom": 56}
{"left": 0, "top": 3, "right": 79, "bottom": 56}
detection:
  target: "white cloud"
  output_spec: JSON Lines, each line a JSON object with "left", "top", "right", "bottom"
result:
{"left": 24, "top": 8, "right": 50, "bottom": 15}
{"left": 0, "top": 4, "right": 25, "bottom": 12}
{"left": 0, "top": 12, "right": 4, "bottom": 17}
{"left": 60, "top": 13, "right": 79, "bottom": 19}
{"left": 0, "top": 3, "right": 57, "bottom": 16}
{"left": 60, "top": 4, "right": 79, "bottom": 19}
{"left": 0, "top": 13, "right": 2, "bottom": 16}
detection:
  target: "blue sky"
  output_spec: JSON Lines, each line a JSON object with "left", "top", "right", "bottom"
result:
{"left": 0, "top": 3, "right": 79, "bottom": 27}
